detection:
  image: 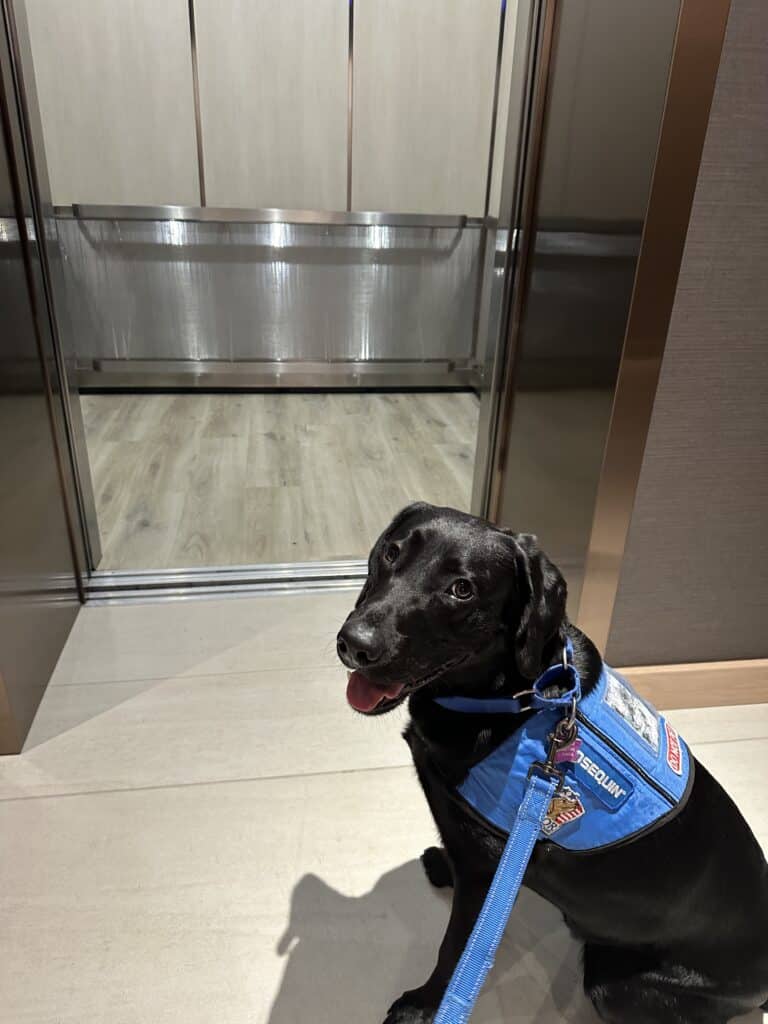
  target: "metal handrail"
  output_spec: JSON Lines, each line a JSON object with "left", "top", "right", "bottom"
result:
{"left": 53, "top": 204, "right": 492, "bottom": 229}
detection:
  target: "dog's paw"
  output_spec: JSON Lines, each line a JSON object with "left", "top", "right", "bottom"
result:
{"left": 421, "top": 846, "right": 453, "bottom": 889}
{"left": 382, "top": 990, "right": 435, "bottom": 1024}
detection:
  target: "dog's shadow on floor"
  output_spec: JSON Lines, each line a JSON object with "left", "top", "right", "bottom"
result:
{"left": 266, "top": 858, "right": 603, "bottom": 1023}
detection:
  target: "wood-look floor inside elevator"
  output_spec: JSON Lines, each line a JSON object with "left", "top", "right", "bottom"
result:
{"left": 82, "top": 391, "right": 479, "bottom": 570}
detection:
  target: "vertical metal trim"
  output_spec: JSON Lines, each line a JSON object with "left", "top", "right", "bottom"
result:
{"left": 576, "top": 0, "right": 733, "bottom": 652}
{"left": 187, "top": 0, "right": 206, "bottom": 206}
{"left": 467, "top": 0, "right": 508, "bottom": 369}
{"left": 346, "top": 0, "right": 354, "bottom": 211}
{"left": 0, "top": 2, "right": 85, "bottom": 601}
{"left": 469, "top": 0, "right": 545, "bottom": 517}
{"left": 0, "top": 669, "right": 20, "bottom": 756}
{"left": 2, "top": 0, "right": 91, "bottom": 593}
{"left": 486, "top": 0, "right": 559, "bottom": 520}
{"left": 484, "top": 0, "right": 508, "bottom": 219}
{"left": 5, "top": 0, "right": 101, "bottom": 572}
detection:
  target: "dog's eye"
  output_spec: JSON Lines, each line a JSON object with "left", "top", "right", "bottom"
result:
{"left": 383, "top": 543, "right": 400, "bottom": 565}
{"left": 449, "top": 579, "right": 473, "bottom": 600}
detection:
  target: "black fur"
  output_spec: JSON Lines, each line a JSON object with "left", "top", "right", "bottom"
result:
{"left": 337, "top": 504, "right": 768, "bottom": 1024}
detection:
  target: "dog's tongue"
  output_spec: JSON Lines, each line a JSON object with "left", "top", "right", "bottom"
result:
{"left": 346, "top": 671, "right": 405, "bottom": 712}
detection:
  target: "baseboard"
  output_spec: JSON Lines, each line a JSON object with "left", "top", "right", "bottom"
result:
{"left": 617, "top": 659, "right": 768, "bottom": 710}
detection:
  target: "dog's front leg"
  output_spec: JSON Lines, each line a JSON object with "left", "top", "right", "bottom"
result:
{"left": 383, "top": 867, "right": 494, "bottom": 1024}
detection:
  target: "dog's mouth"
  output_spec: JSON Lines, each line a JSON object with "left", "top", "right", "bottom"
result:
{"left": 346, "top": 672, "right": 406, "bottom": 714}
{"left": 346, "top": 656, "right": 467, "bottom": 716}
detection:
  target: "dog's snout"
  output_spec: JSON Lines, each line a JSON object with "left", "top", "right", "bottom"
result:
{"left": 336, "top": 620, "right": 383, "bottom": 669}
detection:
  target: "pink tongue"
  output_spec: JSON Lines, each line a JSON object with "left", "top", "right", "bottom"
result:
{"left": 346, "top": 671, "right": 405, "bottom": 712}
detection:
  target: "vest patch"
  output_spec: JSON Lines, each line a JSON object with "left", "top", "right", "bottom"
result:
{"left": 665, "top": 721, "right": 683, "bottom": 775}
{"left": 569, "top": 745, "right": 633, "bottom": 808}
{"left": 604, "top": 671, "right": 660, "bottom": 752}
{"left": 542, "top": 787, "right": 585, "bottom": 836}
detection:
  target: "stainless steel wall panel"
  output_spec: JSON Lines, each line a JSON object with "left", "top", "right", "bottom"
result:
{"left": 0, "top": 28, "right": 80, "bottom": 752}
{"left": 55, "top": 218, "right": 482, "bottom": 369}
{"left": 537, "top": 0, "right": 681, "bottom": 224}
{"left": 490, "top": 0, "right": 681, "bottom": 616}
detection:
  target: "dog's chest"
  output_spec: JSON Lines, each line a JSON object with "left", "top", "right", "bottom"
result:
{"left": 405, "top": 722, "right": 508, "bottom": 860}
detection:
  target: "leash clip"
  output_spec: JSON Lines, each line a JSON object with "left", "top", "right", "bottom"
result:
{"left": 560, "top": 695, "right": 578, "bottom": 737}
{"left": 527, "top": 759, "right": 564, "bottom": 787}
{"left": 529, "top": 700, "right": 580, "bottom": 790}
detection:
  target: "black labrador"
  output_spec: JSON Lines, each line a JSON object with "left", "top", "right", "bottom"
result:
{"left": 336, "top": 503, "right": 768, "bottom": 1024}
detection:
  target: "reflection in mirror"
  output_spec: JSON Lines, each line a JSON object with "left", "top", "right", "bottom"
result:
{"left": 491, "top": 0, "right": 681, "bottom": 615}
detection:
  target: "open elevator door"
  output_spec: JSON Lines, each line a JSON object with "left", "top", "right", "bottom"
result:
{"left": 4, "top": 0, "right": 540, "bottom": 597}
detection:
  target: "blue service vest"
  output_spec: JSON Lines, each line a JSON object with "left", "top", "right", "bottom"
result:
{"left": 437, "top": 663, "right": 693, "bottom": 853}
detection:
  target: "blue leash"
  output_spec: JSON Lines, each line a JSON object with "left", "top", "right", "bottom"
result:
{"left": 434, "top": 646, "right": 580, "bottom": 1024}
{"left": 433, "top": 766, "right": 559, "bottom": 1024}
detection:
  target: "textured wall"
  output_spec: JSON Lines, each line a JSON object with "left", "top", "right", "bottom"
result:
{"left": 25, "top": 0, "right": 516, "bottom": 215}
{"left": 25, "top": 0, "right": 200, "bottom": 206}
{"left": 195, "top": 0, "right": 348, "bottom": 210}
{"left": 352, "top": 0, "right": 502, "bottom": 216}
{"left": 606, "top": 0, "right": 768, "bottom": 665}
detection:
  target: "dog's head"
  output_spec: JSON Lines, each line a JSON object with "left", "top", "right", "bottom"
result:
{"left": 337, "top": 503, "right": 567, "bottom": 714}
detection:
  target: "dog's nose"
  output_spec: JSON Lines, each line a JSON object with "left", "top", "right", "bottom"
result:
{"left": 336, "top": 621, "right": 382, "bottom": 669}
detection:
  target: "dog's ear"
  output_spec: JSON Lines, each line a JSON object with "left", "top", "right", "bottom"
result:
{"left": 373, "top": 501, "right": 434, "bottom": 557}
{"left": 386, "top": 501, "right": 434, "bottom": 533}
{"left": 507, "top": 532, "right": 567, "bottom": 679}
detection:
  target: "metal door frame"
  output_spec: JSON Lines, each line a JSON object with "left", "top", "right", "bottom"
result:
{"left": 0, "top": 0, "right": 90, "bottom": 596}
{"left": 471, "top": 0, "right": 555, "bottom": 519}
{"left": 2, "top": 0, "right": 101, "bottom": 575}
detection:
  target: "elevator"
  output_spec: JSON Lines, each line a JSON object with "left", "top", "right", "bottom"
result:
{"left": 6, "top": 0, "right": 531, "bottom": 587}
{"left": 1, "top": 0, "right": 690, "bottom": 607}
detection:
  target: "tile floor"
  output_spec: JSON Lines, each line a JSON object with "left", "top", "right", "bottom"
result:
{"left": 1, "top": 592, "right": 766, "bottom": 1023}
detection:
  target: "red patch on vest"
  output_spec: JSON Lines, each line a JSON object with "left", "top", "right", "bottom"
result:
{"left": 665, "top": 721, "right": 683, "bottom": 776}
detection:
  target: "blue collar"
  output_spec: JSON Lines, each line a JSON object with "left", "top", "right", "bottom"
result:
{"left": 433, "top": 638, "right": 581, "bottom": 715}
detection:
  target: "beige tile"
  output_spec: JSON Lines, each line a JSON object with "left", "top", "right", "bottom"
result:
{"left": 7, "top": 588, "right": 766, "bottom": 1024}
{"left": 738, "top": 1013, "right": 765, "bottom": 1024}
{"left": 690, "top": 736, "right": 768, "bottom": 842}
{"left": 51, "top": 591, "right": 358, "bottom": 686}
{"left": 672, "top": 706, "right": 768, "bottom": 846}
{"left": 0, "top": 767, "right": 602, "bottom": 1024}
{"left": 23, "top": 679, "right": 156, "bottom": 748}
{"left": 666, "top": 702, "right": 768, "bottom": 745}
{"left": 0, "top": 666, "right": 411, "bottom": 800}
{"left": 3, "top": 699, "right": 766, "bottom": 1022}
